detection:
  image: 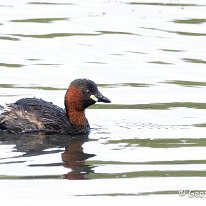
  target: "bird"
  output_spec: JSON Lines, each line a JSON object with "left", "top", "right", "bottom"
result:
{"left": 0, "top": 79, "right": 111, "bottom": 135}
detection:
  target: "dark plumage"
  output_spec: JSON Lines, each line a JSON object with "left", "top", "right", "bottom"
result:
{"left": 0, "top": 79, "right": 111, "bottom": 135}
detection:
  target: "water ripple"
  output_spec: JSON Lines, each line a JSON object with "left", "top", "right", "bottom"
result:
{"left": 10, "top": 18, "right": 69, "bottom": 24}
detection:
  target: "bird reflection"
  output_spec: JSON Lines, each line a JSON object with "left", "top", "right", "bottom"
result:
{"left": 0, "top": 132, "right": 96, "bottom": 180}
{"left": 62, "top": 139, "right": 95, "bottom": 180}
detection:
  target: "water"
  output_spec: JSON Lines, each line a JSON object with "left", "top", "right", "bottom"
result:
{"left": 1, "top": 0, "right": 206, "bottom": 205}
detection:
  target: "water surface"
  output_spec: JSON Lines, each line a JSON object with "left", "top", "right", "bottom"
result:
{"left": 1, "top": 0, "right": 206, "bottom": 205}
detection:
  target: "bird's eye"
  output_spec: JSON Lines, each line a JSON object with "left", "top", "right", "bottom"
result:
{"left": 85, "top": 89, "right": 90, "bottom": 94}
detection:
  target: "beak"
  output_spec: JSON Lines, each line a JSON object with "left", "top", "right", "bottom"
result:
{"left": 90, "top": 92, "right": 111, "bottom": 103}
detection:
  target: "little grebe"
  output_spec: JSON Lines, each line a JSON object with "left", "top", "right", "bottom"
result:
{"left": 0, "top": 79, "right": 111, "bottom": 135}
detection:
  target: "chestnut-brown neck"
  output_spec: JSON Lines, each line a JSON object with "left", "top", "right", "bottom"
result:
{"left": 64, "top": 86, "right": 88, "bottom": 126}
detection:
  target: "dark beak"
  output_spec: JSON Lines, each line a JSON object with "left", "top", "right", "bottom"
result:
{"left": 96, "top": 92, "right": 111, "bottom": 103}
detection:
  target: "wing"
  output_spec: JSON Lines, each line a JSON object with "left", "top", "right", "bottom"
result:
{"left": 0, "top": 98, "right": 71, "bottom": 134}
